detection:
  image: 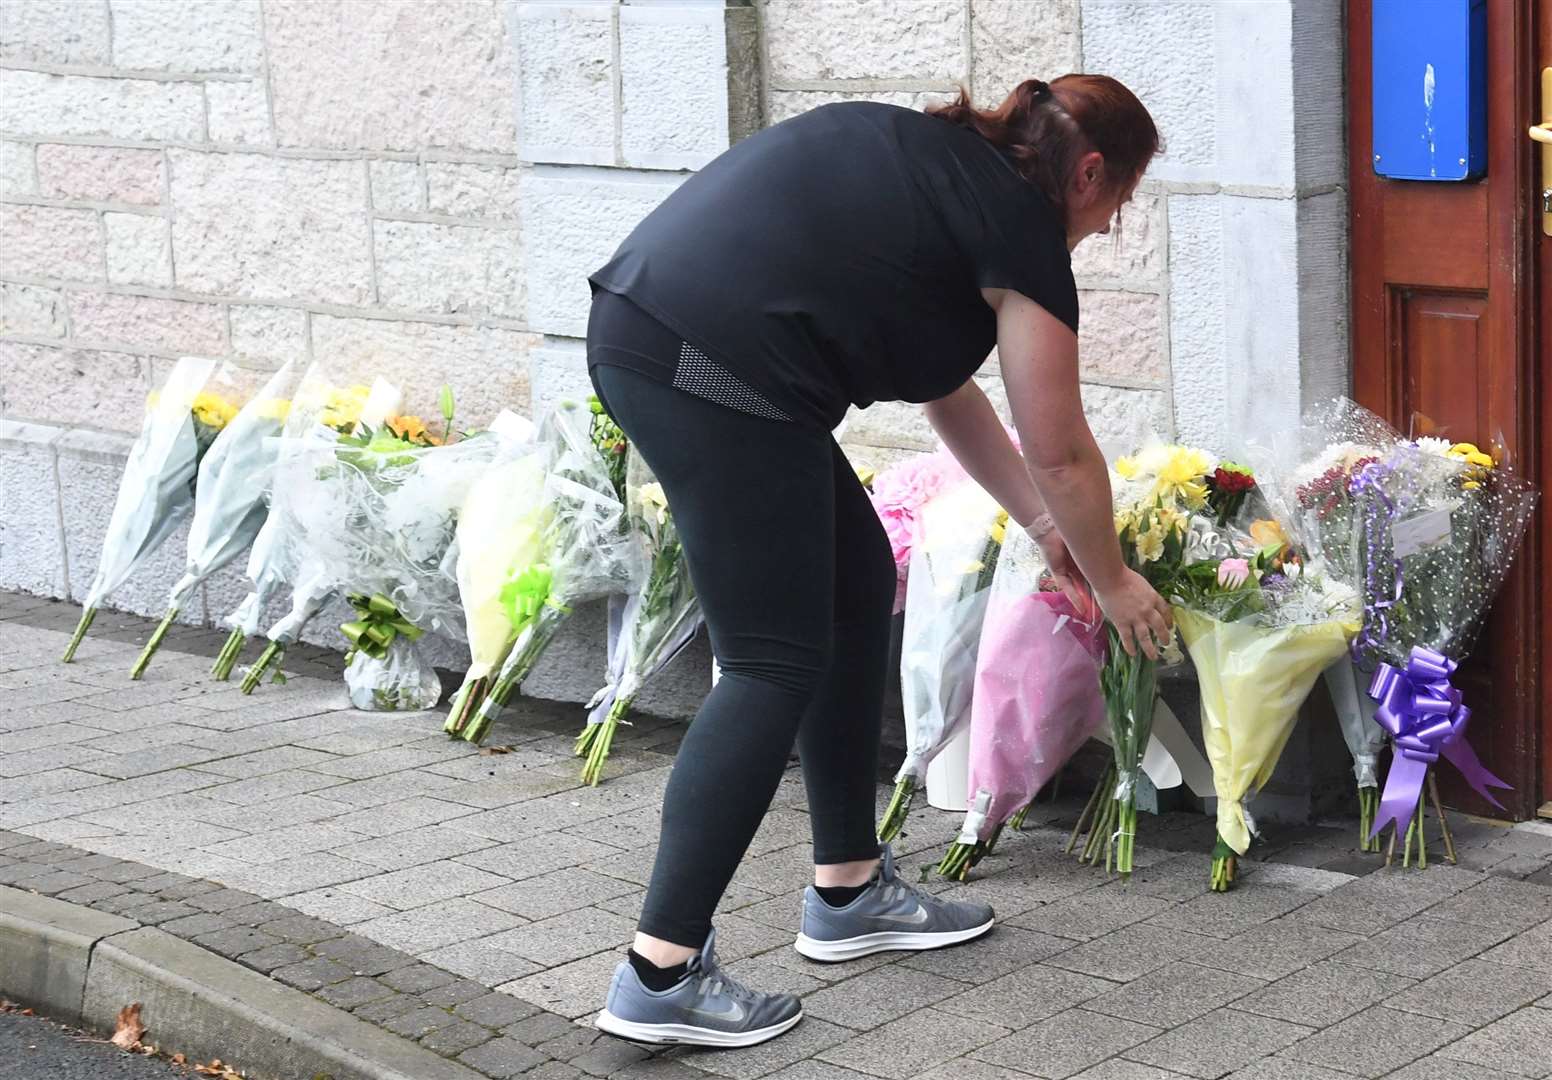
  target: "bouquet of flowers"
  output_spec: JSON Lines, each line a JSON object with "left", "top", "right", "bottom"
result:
{"left": 62, "top": 357, "right": 242, "bottom": 662}
{"left": 1249, "top": 398, "right": 1406, "bottom": 848}
{"left": 1343, "top": 430, "right": 1536, "bottom": 860}
{"left": 442, "top": 440, "right": 546, "bottom": 737}
{"left": 447, "top": 401, "right": 643, "bottom": 744}
{"left": 877, "top": 478, "right": 1007, "bottom": 842}
{"left": 937, "top": 526, "right": 1107, "bottom": 879}
{"left": 262, "top": 390, "right": 499, "bottom": 710}
{"left": 130, "top": 361, "right": 299, "bottom": 678}
{"left": 238, "top": 375, "right": 406, "bottom": 693}
{"left": 576, "top": 450, "right": 700, "bottom": 785}
{"left": 210, "top": 376, "right": 376, "bottom": 680}
{"left": 869, "top": 449, "right": 969, "bottom": 614}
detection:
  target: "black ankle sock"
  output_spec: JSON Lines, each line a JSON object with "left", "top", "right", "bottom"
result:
{"left": 628, "top": 949, "right": 689, "bottom": 992}
{"left": 815, "top": 883, "right": 870, "bottom": 908}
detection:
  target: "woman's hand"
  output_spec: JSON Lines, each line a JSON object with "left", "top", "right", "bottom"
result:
{"left": 1034, "top": 531, "right": 1097, "bottom": 620}
{"left": 1092, "top": 567, "right": 1173, "bottom": 660}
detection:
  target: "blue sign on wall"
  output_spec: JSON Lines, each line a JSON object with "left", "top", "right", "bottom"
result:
{"left": 1372, "top": 0, "right": 1486, "bottom": 181}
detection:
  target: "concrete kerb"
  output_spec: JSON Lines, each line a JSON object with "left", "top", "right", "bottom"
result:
{"left": 0, "top": 885, "right": 485, "bottom": 1080}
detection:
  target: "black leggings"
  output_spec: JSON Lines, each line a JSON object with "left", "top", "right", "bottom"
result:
{"left": 588, "top": 294, "right": 893, "bottom": 949}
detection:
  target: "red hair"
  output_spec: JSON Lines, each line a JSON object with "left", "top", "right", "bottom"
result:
{"left": 929, "top": 75, "right": 1161, "bottom": 220}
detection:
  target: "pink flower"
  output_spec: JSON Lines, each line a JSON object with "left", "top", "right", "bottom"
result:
{"left": 869, "top": 449, "right": 967, "bottom": 613}
{"left": 1217, "top": 558, "right": 1251, "bottom": 590}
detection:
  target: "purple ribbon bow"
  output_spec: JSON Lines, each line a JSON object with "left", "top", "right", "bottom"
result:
{"left": 1367, "top": 646, "right": 1512, "bottom": 838}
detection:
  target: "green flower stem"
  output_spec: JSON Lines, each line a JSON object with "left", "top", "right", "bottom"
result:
{"left": 443, "top": 676, "right": 487, "bottom": 738}
{"left": 1066, "top": 764, "right": 1113, "bottom": 855}
{"left": 574, "top": 721, "right": 602, "bottom": 758}
{"left": 1210, "top": 834, "right": 1238, "bottom": 892}
{"left": 580, "top": 695, "right": 633, "bottom": 786}
{"left": 1008, "top": 801, "right": 1033, "bottom": 833}
{"left": 937, "top": 842, "right": 978, "bottom": 881}
{"left": 239, "top": 641, "right": 284, "bottom": 695}
{"left": 877, "top": 778, "right": 916, "bottom": 843}
{"left": 130, "top": 607, "right": 179, "bottom": 680}
{"left": 62, "top": 607, "right": 97, "bottom": 663}
{"left": 211, "top": 629, "right": 246, "bottom": 681}
{"left": 1416, "top": 793, "right": 1428, "bottom": 870}
{"left": 468, "top": 608, "right": 568, "bottom": 747}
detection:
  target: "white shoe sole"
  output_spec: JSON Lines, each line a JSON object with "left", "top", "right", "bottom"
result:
{"left": 594, "top": 1008, "right": 803, "bottom": 1048}
{"left": 794, "top": 919, "right": 995, "bottom": 962}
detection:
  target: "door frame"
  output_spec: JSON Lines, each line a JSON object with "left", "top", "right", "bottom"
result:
{"left": 1348, "top": 0, "right": 1545, "bottom": 818}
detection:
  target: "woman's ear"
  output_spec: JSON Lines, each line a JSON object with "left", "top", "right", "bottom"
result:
{"left": 1068, "top": 150, "right": 1108, "bottom": 207}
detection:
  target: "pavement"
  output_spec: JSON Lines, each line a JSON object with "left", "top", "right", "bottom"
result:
{"left": 2, "top": 591, "right": 1552, "bottom": 1080}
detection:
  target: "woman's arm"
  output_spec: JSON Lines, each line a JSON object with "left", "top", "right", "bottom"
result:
{"left": 922, "top": 379, "right": 1044, "bottom": 528}
{"left": 974, "top": 287, "right": 1171, "bottom": 656}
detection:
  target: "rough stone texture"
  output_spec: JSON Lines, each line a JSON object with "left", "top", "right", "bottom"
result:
{"left": 68, "top": 292, "right": 226, "bottom": 355}
{"left": 970, "top": 0, "right": 1081, "bottom": 102}
{"left": 108, "top": 0, "right": 264, "bottom": 73}
{"left": 1079, "top": 382, "right": 1173, "bottom": 449}
{"left": 0, "top": 204, "right": 104, "bottom": 281}
{"left": 103, "top": 213, "right": 172, "bottom": 288}
{"left": 229, "top": 306, "right": 307, "bottom": 367}
{"left": 525, "top": 338, "right": 594, "bottom": 420}
{"left": 513, "top": 3, "right": 616, "bottom": 166}
{"left": 34, "top": 145, "right": 165, "bottom": 207}
{"left": 0, "top": 0, "right": 111, "bottom": 65}
{"left": 426, "top": 164, "right": 521, "bottom": 221}
{"left": 371, "top": 161, "right": 424, "bottom": 215}
{"left": 1080, "top": 1, "right": 1217, "bottom": 181}
{"left": 520, "top": 167, "right": 682, "bottom": 338}
{"left": 765, "top": 90, "right": 947, "bottom": 126}
{"left": 763, "top": 0, "right": 967, "bottom": 83}
{"left": 0, "top": 344, "right": 148, "bottom": 432}
{"left": 1077, "top": 291, "right": 1166, "bottom": 385}
{"left": 0, "top": 142, "right": 35, "bottom": 199}
{"left": 619, "top": 4, "right": 730, "bottom": 170}
{"left": 1071, "top": 190, "right": 1163, "bottom": 286}
{"left": 1163, "top": 193, "right": 1225, "bottom": 449}
{"left": 0, "top": 71, "right": 205, "bottom": 142}
{"left": 309, "top": 314, "right": 535, "bottom": 427}
{"left": 374, "top": 220, "right": 523, "bottom": 320}
{"left": 0, "top": 283, "right": 67, "bottom": 338}
{"left": 266, "top": 0, "right": 517, "bottom": 153}
{"left": 206, "top": 79, "right": 273, "bottom": 145}
{"left": 0, "top": 422, "right": 67, "bottom": 595}
{"left": 167, "top": 149, "right": 372, "bottom": 306}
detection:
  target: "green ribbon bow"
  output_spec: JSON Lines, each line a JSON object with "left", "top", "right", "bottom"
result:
{"left": 341, "top": 593, "right": 423, "bottom": 662}
{"left": 500, "top": 565, "right": 569, "bottom": 632}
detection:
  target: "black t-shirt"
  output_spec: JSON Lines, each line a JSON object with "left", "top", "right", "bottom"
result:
{"left": 589, "top": 102, "right": 1079, "bottom": 430}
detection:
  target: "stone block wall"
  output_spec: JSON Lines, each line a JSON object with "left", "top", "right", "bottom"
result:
{"left": 2, "top": 0, "right": 1350, "bottom": 771}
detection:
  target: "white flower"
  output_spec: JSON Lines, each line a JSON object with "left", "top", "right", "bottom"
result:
{"left": 1413, "top": 436, "right": 1453, "bottom": 458}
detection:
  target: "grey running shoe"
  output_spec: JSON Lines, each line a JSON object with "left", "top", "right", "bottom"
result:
{"left": 795, "top": 844, "right": 994, "bottom": 962}
{"left": 595, "top": 930, "right": 803, "bottom": 1048}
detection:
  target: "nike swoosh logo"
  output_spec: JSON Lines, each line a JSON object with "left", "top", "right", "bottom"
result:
{"left": 872, "top": 905, "right": 931, "bottom": 927}
{"left": 688, "top": 1000, "right": 746, "bottom": 1024}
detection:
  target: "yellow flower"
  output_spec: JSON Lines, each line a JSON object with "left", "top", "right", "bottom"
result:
{"left": 853, "top": 464, "right": 876, "bottom": 489}
{"left": 989, "top": 510, "right": 1009, "bottom": 545}
{"left": 1249, "top": 518, "right": 1289, "bottom": 550}
{"left": 1115, "top": 456, "right": 1139, "bottom": 479}
{"left": 638, "top": 482, "right": 670, "bottom": 525}
{"left": 1114, "top": 508, "right": 1136, "bottom": 537}
{"left": 192, "top": 392, "right": 238, "bottom": 431}
{"left": 1135, "top": 527, "right": 1165, "bottom": 564}
{"left": 1448, "top": 442, "right": 1494, "bottom": 469}
{"left": 320, "top": 384, "right": 371, "bottom": 432}
{"left": 1153, "top": 505, "right": 1186, "bottom": 537}
{"left": 1154, "top": 446, "right": 1211, "bottom": 508}
{"left": 258, "top": 397, "right": 292, "bottom": 423}
{"left": 386, "top": 414, "right": 434, "bottom": 446}
{"left": 958, "top": 560, "right": 986, "bottom": 577}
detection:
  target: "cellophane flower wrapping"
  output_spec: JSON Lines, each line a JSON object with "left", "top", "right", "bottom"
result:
{"left": 869, "top": 448, "right": 969, "bottom": 613}
{"left": 877, "top": 479, "right": 1004, "bottom": 838}
{"left": 258, "top": 372, "right": 403, "bottom": 652}
{"left": 1345, "top": 438, "right": 1538, "bottom": 667}
{"left": 344, "top": 635, "right": 442, "bottom": 711}
{"left": 80, "top": 357, "right": 230, "bottom": 612}
{"left": 224, "top": 511, "right": 284, "bottom": 637}
{"left": 958, "top": 528, "right": 1107, "bottom": 849}
{"left": 466, "top": 401, "right": 647, "bottom": 743}
{"left": 579, "top": 447, "right": 700, "bottom": 784}
{"left": 163, "top": 361, "right": 299, "bottom": 615}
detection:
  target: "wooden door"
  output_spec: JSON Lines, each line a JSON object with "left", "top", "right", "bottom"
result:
{"left": 1537, "top": 4, "right": 1551, "bottom": 817}
{"left": 1349, "top": 0, "right": 1546, "bottom": 819}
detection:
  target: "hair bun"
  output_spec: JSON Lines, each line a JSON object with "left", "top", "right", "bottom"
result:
{"left": 1026, "top": 79, "right": 1051, "bottom": 98}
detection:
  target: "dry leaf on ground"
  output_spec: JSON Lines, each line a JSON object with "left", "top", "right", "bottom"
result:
{"left": 110, "top": 1002, "right": 145, "bottom": 1051}
{"left": 479, "top": 745, "right": 515, "bottom": 756}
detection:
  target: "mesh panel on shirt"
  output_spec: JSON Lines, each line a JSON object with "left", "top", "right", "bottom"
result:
{"left": 671, "top": 342, "right": 792, "bottom": 422}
